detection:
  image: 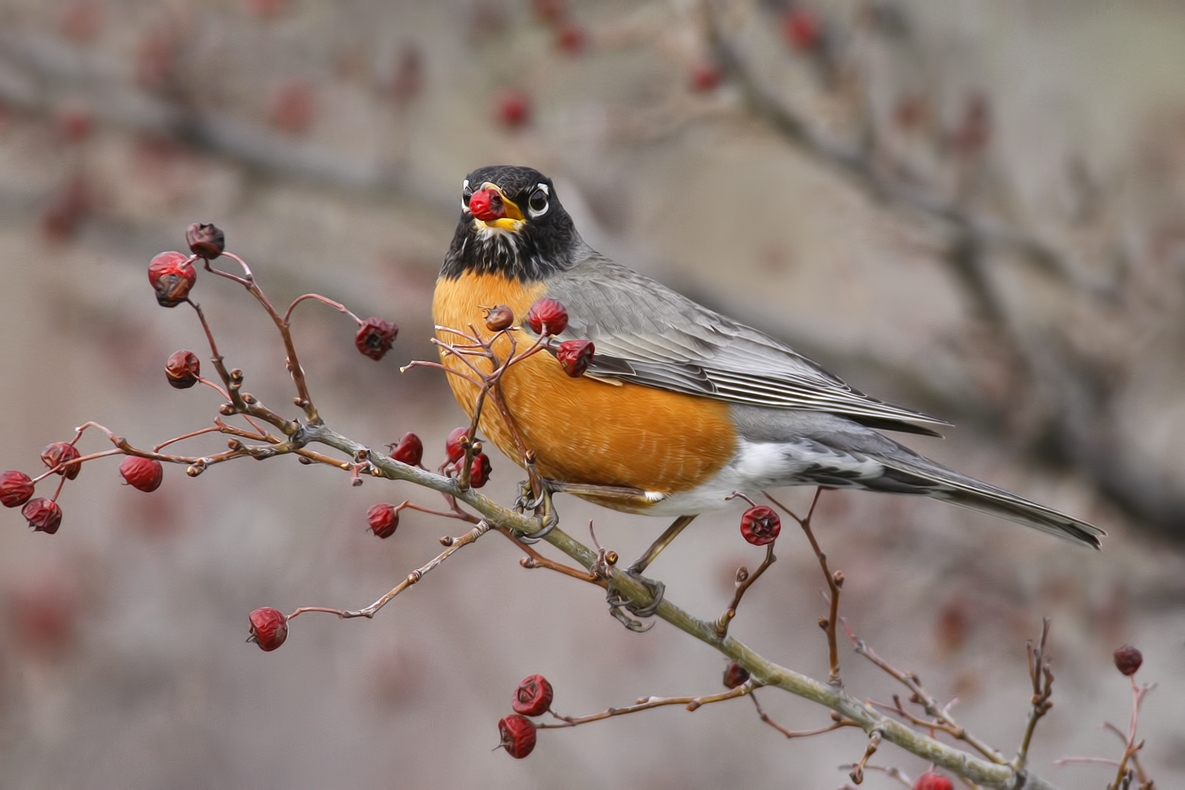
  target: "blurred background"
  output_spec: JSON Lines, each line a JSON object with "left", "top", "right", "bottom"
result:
{"left": 0, "top": 0, "right": 1183, "bottom": 787}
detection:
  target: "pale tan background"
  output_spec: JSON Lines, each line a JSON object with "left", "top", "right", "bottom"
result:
{"left": 0, "top": 1, "right": 1183, "bottom": 788}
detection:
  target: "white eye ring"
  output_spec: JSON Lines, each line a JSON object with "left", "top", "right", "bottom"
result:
{"left": 527, "top": 183, "right": 550, "bottom": 217}
{"left": 461, "top": 179, "right": 472, "bottom": 212}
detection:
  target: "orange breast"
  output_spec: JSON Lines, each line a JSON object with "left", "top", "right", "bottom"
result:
{"left": 432, "top": 272, "right": 736, "bottom": 510}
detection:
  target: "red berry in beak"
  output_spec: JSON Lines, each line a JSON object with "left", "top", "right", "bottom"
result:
{"left": 469, "top": 188, "right": 506, "bottom": 222}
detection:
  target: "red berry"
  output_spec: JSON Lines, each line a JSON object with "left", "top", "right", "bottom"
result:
{"left": 1113, "top": 644, "right": 1143, "bottom": 677}
{"left": 247, "top": 607, "right": 288, "bottom": 651}
{"left": 41, "top": 442, "right": 82, "bottom": 480}
{"left": 0, "top": 470, "right": 35, "bottom": 508}
{"left": 269, "top": 81, "right": 317, "bottom": 134}
{"left": 740, "top": 505, "right": 780, "bottom": 546}
{"left": 722, "top": 662, "right": 750, "bottom": 689}
{"left": 469, "top": 453, "right": 491, "bottom": 488}
{"left": 445, "top": 427, "right": 469, "bottom": 464}
{"left": 390, "top": 432, "right": 423, "bottom": 467}
{"left": 485, "top": 305, "right": 515, "bottom": 331}
{"left": 498, "top": 714, "right": 537, "bottom": 759}
{"left": 165, "top": 349, "right": 202, "bottom": 389}
{"left": 355, "top": 317, "right": 398, "bottom": 361}
{"left": 555, "top": 23, "right": 586, "bottom": 54}
{"left": 689, "top": 60, "right": 721, "bottom": 93}
{"left": 556, "top": 339, "right": 594, "bottom": 377}
{"left": 22, "top": 498, "right": 63, "bottom": 535}
{"left": 186, "top": 222, "right": 225, "bottom": 260}
{"left": 367, "top": 503, "right": 399, "bottom": 539}
{"left": 147, "top": 251, "right": 197, "bottom": 307}
{"left": 532, "top": 0, "right": 565, "bottom": 25}
{"left": 913, "top": 772, "right": 954, "bottom": 790}
{"left": 526, "top": 298, "right": 569, "bottom": 336}
{"left": 512, "top": 674, "right": 554, "bottom": 716}
{"left": 495, "top": 90, "right": 531, "bottom": 129}
{"left": 119, "top": 456, "right": 164, "bottom": 492}
{"left": 469, "top": 188, "right": 506, "bottom": 222}
{"left": 782, "top": 8, "right": 822, "bottom": 52}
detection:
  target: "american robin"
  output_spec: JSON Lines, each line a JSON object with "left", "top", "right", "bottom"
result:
{"left": 433, "top": 164, "right": 1104, "bottom": 573}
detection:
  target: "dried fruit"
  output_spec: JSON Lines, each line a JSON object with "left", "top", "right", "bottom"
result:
{"left": 722, "top": 662, "right": 750, "bottom": 689}
{"left": 913, "top": 772, "right": 954, "bottom": 790}
{"left": 689, "top": 60, "right": 721, "bottom": 93}
{"left": 512, "top": 674, "right": 554, "bottom": 716}
{"left": 185, "top": 222, "right": 225, "bottom": 260}
{"left": 1113, "top": 644, "right": 1143, "bottom": 677}
{"left": 22, "top": 498, "right": 63, "bottom": 534}
{"left": 367, "top": 503, "right": 399, "bottom": 539}
{"left": 165, "top": 349, "right": 202, "bottom": 389}
{"left": 119, "top": 456, "right": 164, "bottom": 492}
{"left": 445, "top": 427, "right": 469, "bottom": 464}
{"left": 0, "top": 470, "right": 35, "bottom": 508}
{"left": 740, "top": 505, "right": 780, "bottom": 546}
{"left": 355, "top": 317, "right": 398, "bottom": 361}
{"left": 554, "top": 23, "right": 586, "bottom": 54}
{"left": 498, "top": 714, "right": 537, "bottom": 759}
{"left": 41, "top": 442, "right": 82, "bottom": 480}
{"left": 247, "top": 607, "right": 288, "bottom": 651}
{"left": 556, "top": 339, "right": 594, "bottom": 377}
{"left": 469, "top": 188, "right": 505, "bottom": 222}
{"left": 495, "top": 89, "right": 531, "bottom": 129}
{"left": 485, "top": 305, "right": 515, "bottom": 332}
{"left": 782, "top": 8, "right": 822, "bottom": 52}
{"left": 526, "top": 298, "right": 569, "bottom": 336}
{"left": 469, "top": 453, "right": 491, "bottom": 488}
{"left": 147, "top": 251, "right": 197, "bottom": 307}
{"left": 390, "top": 432, "right": 423, "bottom": 467}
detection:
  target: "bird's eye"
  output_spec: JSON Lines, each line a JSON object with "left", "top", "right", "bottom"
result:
{"left": 527, "top": 186, "right": 549, "bottom": 217}
{"left": 461, "top": 180, "right": 473, "bottom": 210}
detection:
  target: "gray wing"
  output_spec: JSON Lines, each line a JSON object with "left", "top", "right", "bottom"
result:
{"left": 543, "top": 254, "right": 949, "bottom": 437}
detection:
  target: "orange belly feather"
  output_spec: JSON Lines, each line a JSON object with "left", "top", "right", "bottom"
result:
{"left": 432, "top": 272, "right": 736, "bottom": 511}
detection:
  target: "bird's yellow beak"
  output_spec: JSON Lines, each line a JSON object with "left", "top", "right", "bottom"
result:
{"left": 469, "top": 182, "right": 525, "bottom": 232}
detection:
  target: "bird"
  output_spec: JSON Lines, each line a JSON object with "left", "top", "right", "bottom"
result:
{"left": 432, "top": 164, "right": 1104, "bottom": 579}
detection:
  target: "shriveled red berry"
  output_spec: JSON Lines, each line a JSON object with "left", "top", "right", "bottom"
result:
{"left": 469, "top": 453, "right": 491, "bottom": 488}
{"left": 485, "top": 305, "right": 515, "bottom": 332}
{"left": 1113, "top": 644, "right": 1143, "bottom": 677}
{"left": 165, "top": 349, "right": 201, "bottom": 389}
{"left": 722, "top": 662, "right": 750, "bottom": 689}
{"left": 556, "top": 339, "right": 594, "bottom": 377}
{"left": 498, "top": 714, "right": 537, "bottom": 759}
{"left": 445, "top": 427, "right": 469, "bottom": 464}
{"left": 389, "top": 432, "right": 423, "bottom": 467}
{"left": 247, "top": 607, "right": 288, "bottom": 651}
{"left": 119, "top": 456, "right": 164, "bottom": 492}
{"left": 740, "top": 505, "right": 780, "bottom": 546}
{"left": 185, "top": 222, "right": 225, "bottom": 260}
{"left": 913, "top": 772, "right": 954, "bottom": 790}
{"left": 512, "top": 674, "right": 554, "bottom": 716}
{"left": 689, "top": 60, "right": 721, "bottom": 93}
{"left": 469, "top": 188, "right": 505, "bottom": 222}
{"left": 555, "top": 23, "right": 586, "bottom": 54}
{"left": 41, "top": 442, "right": 82, "bottom": 480}
{"left": 367, "top": 503, "right": 399, "bottom": 539}
{"left": 147, "top": 251, "right": 197, "bottom": 307}
{"left": 495, "top": 89, "right": 531, "bottom": 129}
{"left": 0, "top": 470, "right": 35, "bottom": 508}
{"left": 355, "top": 317, "right": 398, "bottom": 361}
{"left": 526, "top": 297, "right": 569, "bottom": 336}
{"left": 532, "top": 0, "right": 565, "bottom": 24}
{"left": 782, "top": 8, "right": 822, "bottom": 52}
{"left": 22, "top": 498, "right": 62, "bottom": 534}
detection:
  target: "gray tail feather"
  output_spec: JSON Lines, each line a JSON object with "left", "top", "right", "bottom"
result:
{"left": 871, "top": 457, "right": 1105, "bottom": 550}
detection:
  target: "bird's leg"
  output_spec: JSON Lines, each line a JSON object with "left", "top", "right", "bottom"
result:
{"left": 628, "top": 514, "right": 697, "bottom": 575}
{"left": 606, "top": 514, "right": 697, "bottom": 620}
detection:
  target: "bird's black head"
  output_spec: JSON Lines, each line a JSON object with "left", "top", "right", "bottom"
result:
{"left": 440, "top": 165, "right": 587, "bottom": 282}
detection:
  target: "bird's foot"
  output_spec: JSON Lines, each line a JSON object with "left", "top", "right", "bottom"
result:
{"left": 514, "top": 479, "right": 557, "bottom": 543}
{"left": 605, "top": 565, "right": 665, "bottom": 627}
